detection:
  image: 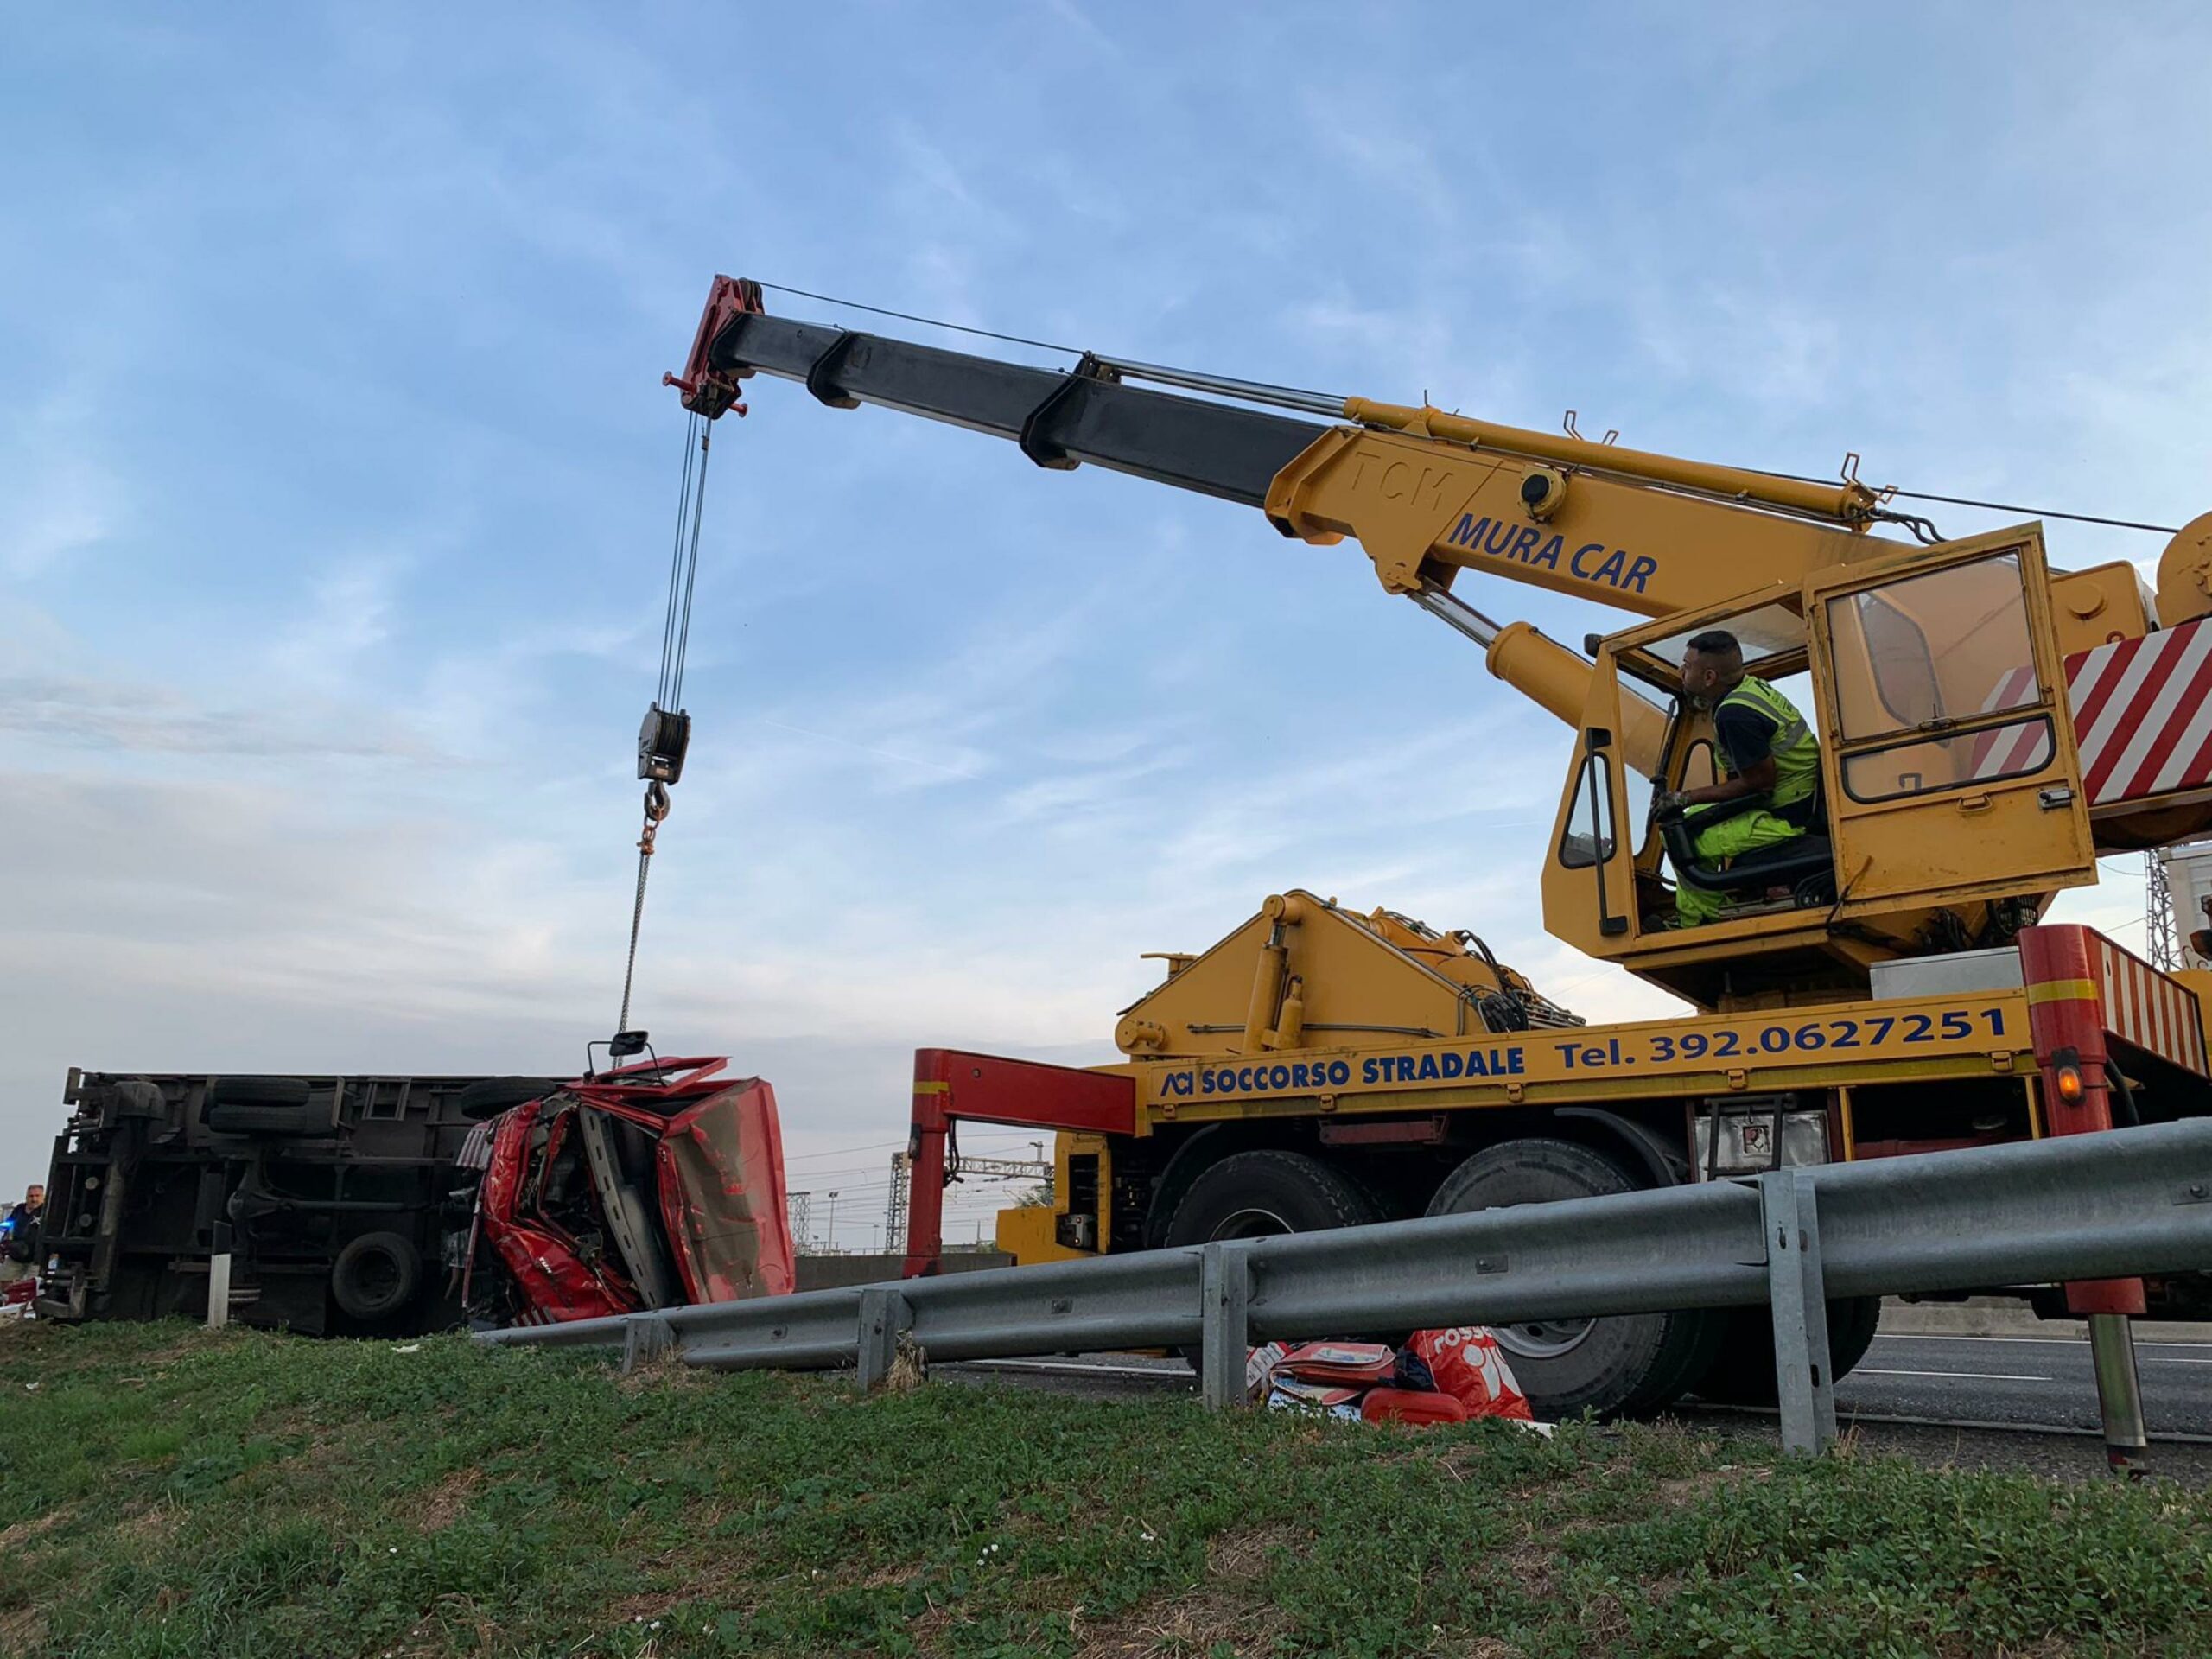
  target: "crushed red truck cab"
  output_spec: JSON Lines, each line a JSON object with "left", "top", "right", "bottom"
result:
{"left": 477, "top": 1056, "right": 796, "bottom": 1327}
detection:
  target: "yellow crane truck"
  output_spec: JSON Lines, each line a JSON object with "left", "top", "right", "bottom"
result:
{"left": 667, "top": 276, "right": 2212, "bottom": 1416}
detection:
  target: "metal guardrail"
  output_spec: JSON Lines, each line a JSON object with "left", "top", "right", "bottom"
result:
{"left": 479, "top": 1121, "right": 2212, "bottom": 1453}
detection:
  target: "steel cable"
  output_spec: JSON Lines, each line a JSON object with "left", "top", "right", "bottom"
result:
{"left": 656, "top": 413, "right": 701, "bottom": 709}
{"left": 1879, "top": 488, "right": 2178, "bottom": 537}
{"left": 616, "top": 844, "right": 652, "bottom": 1036}
{"left": 619, "top": 416, "right": 715, "bottom": 1034}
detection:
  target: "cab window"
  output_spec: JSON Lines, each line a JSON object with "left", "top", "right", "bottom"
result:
{"left": 1827, "top": 552, "right": 2040, "bottom": 742}
{"left": 1559, "top": 753, "right": 1615, "bottom": 869}
{"left": 1822, "top": 551, "right": 2051, "bottom": 801}
{"left": 1841, "top": 718, "right": 2056, "bottom": 804}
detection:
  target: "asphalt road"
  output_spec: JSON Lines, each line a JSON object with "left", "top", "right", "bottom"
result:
{"left": 942, "top": 1330, "right": 2212, "bottom": 1482}
{"left": 1834, "top": 1332, "right": 2212, "bottom": 1437}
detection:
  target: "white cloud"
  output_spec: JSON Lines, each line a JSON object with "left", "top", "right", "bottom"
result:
{"left": 0, "top": 391, "right": 123, "bottom": 579}
{"left": 1040, "top": 0, "right": 1122, "bottom": 57}
{"left": 264, "top": 558, "right": 404, "bottom": 690}
{"left": 0, "top": 674, "right": 429, "bottom": 761}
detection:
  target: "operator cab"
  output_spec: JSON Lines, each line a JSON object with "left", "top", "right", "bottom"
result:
{"left": 1627, "top": 608, "right": 1837, "bottom": 912}
{"left": 1541, "top": 526, "right": 2098, "bottom": 1009}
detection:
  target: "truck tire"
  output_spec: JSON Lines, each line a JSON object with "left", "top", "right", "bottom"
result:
{"left": 206, "top": 1096, "right": 325, "bottom": 1141}
{"left": 1162, "top": 1149, "right": 1383, "bottom": 1246}
{"left": 204, "top": 1103, "right": 326, "bottom": 1136}
{"left": 455, "top": 1077, "right": 563, "bottom": 1120}
{"left": 1424, "top": 1139, "right": 1720, "bottom": 1420}
{"left": 1162, "top": 1150, "right": 1385, "bottom": 1370}
{"left": 330, "top": 1231, "right": 422, "bottom": 1322}
{"left": 208, "top": 1077, "right": 313, "bottom": 1108}
{"left": 1691, "top": 1294, "right": 1883, "bottom": 1406}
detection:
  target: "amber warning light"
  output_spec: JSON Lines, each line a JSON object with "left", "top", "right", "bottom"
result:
{"left": 2052, "top": 1046, "right": 2088, "bottom": 1104}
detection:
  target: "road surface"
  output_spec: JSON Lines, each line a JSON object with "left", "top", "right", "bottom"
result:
{"left": 943, "top": 1329, "right": 2212, "bottom": 1481}
{"left": 1836, "top": 1332, "right": 2212, "bottom": 1437}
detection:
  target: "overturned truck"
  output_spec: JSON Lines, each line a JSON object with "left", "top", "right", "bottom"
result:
{"left": 38, "top": 1057, "right": 793, "bottom": 1335}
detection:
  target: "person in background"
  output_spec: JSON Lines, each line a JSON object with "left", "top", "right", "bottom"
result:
{"left": 0, "top": 1184, "right": 43, "bottom": 1284}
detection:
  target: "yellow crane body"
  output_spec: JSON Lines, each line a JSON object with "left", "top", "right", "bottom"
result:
{"left": 671, "top": 277, "right": 2212, "bottom": 1417}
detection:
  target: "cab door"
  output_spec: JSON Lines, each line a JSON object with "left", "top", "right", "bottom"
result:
{"left": 1803, "top": 525, "right": 2094, "bottom": 909}
{"left": 1539, "top": 651, "right": 1643, "bottom": 957}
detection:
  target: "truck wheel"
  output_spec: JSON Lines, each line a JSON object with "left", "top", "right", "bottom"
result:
{"left": 1162, "top": 1149, "right": 1383, "bottom": 1246}
{"left": 205, "top": 1103, "right": 323, "bottom": 1136}
{"left": 455, "top": 1077, "right": 564, "bottom": 1120}
{"left": 204, "top": 1077, "right": 319, "bottom": 1135}
{"left": 1425, "top": 1139, "right": 1720, "bottom": 1420}
{"left": 1691, "top": 1294, "right": 1882, "bottom": 1406}
{"left": 1162, "top": 1150, "right": 1384, "bottom": 1370}
{"left": 330, "top": 1231, "right": 422, "bottom": 1322}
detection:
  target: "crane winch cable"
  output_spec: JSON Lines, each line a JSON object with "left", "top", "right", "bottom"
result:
{"left": 615, "top": 409, "right": 722, "bottom": 1042}
{"left": 752, "top": 280, "right": 2183, "bottom": 537}
{"left": 1875, "top": 488, "right": 2178, "bottom": 537}
{"left": 755, "top": 281, "right": 1080, "bottom": 359}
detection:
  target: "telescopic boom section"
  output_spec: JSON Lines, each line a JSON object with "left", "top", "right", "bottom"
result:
{"left": 669, "top": 275, "right": 1325, "bottom": 508}
{"left": 667, "top": 274, "right": 1899, "bottom": 623}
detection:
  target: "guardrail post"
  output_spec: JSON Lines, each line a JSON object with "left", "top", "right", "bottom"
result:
{"left": 1759, "top": 1168, "right": 1837, "bottom": 1456}
{"left": 856, "top": 1287, "right": 909, "bottom": 1392}
{"left": 2087, "top": 1313, "right": 2150, "bottom": 1479}
{"left": 204, "top": 1252, "right": 231, "bottom": 1332}
{"left": 1199, "top": 1243, "right": 1250, "bottom": 1411}
{"left": 622, "top": 1314, "right": 675, "bottom": 1374}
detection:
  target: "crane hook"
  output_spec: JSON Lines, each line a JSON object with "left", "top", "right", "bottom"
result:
{"left": 637, "top": 779, "right": 673, "bottom": 858}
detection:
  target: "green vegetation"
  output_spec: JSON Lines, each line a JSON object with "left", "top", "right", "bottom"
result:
{"left": 1, "top": 1322, "right": 2208, "bottom": 1657}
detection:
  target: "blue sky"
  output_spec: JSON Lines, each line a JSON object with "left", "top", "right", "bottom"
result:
{"left": 4, "top": 5, "right": 2207, "bottom": 1241}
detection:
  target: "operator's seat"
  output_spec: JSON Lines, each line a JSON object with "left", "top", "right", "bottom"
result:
{"left": 1657, "top": 801, "right": 1836, "bottom": 908}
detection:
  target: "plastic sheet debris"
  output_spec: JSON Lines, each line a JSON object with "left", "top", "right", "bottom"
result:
{"left": 1249, "top": 1328, "right": 1534, "bottom": 1426}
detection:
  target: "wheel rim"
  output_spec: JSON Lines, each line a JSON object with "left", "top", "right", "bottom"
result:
{"left": 1208, "top": 1206, "right": 1293, "bottom": 1242}
{"left": 1492, "top": 1316, "right": 1596, "bottom": 1360}
{"left": 352, "top": 1250, "right": 401, "bottom": 1307}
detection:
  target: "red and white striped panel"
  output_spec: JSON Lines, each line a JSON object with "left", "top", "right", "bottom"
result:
{"left": 2089, "top": 933, "right": 2209, "bottom": 1077}
{"left": 2064, "top": 617, "right": 2212, "bottom": 807}
{"left": 1964, "top": 663, "right": 2050, "bottom": 779}
{"left": 1957, "top": 620, "right": 2212, "bottom": 804}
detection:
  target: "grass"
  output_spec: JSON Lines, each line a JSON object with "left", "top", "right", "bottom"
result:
{"left": 1, "top": 1323, "right": 2209, "bottom": 1657}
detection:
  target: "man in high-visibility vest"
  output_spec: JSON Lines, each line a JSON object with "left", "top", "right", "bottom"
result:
{"left": 1657, "top": 629, "right": 1824, "bottom": 925}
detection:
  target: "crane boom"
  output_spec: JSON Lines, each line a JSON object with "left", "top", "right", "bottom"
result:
{"left": 671, "top": 285, "right": 1326, "bottom": 508}
{"left": 673, "top": 276, "right": 2211, "bottom": 653}
{"left": 669, "top": 276, "right": 1929, "bottom": 630}
{"left": 668, "top": 276, "right": 2202, "bottom": 812}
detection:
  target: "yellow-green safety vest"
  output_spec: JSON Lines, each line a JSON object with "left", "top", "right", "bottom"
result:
{"left": 1718, "top": 676, "right": 1820, "bottom": 809}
